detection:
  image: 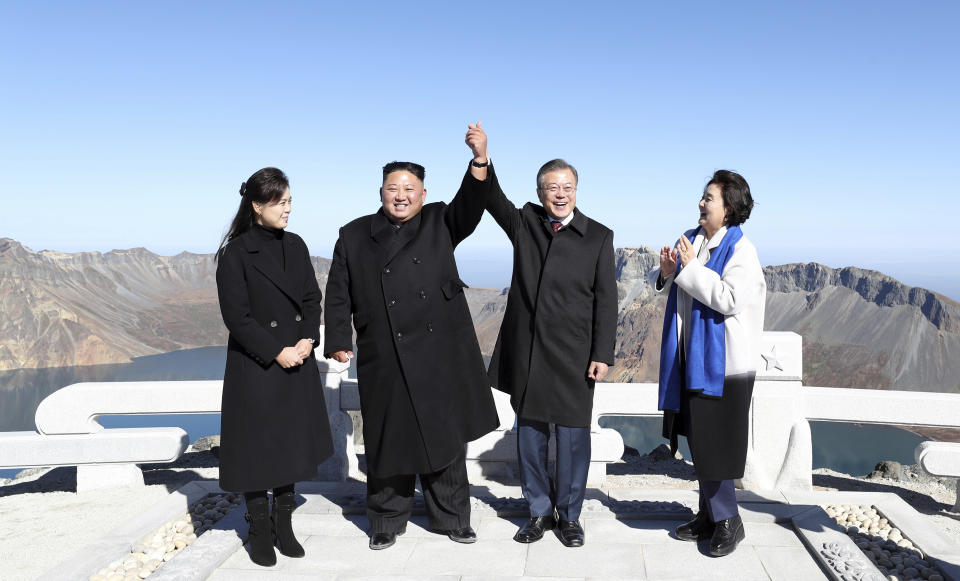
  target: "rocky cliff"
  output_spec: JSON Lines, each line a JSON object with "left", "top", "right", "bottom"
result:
{"left": 3, "top": 238, "right": 958, "bottom": 393}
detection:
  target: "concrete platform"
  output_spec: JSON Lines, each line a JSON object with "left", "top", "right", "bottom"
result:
{"left": 41, "top": 481, "right": 960, "bottom": 581}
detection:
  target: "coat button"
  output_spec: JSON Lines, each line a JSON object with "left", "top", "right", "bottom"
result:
{"left": 270, "top": 321, "right": 278, "bottom": 328}
{"left": 419, "top": 290, "right": 427, "bottom": 299}
{"left": 388, "top": 299, "right": 397, "bottom": 307}
{"left": 427, "top": 323, "right": 433, "bottom": 332}
{"left": 294, "top": 314, "right": 302, "bottom": 322}
{"left": 383, "top": 267, "right": 391, "bottom": 274}
{"left": 396, "top": 331, "right": 403, "bottom": 341}
{"left": 412, "top": 257, "right": 421, "bottom": 264}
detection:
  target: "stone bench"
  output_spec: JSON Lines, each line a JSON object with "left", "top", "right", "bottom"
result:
{"left": 915, "top": 441, "right": 960, "bottom": 511}
{"left": 0, "top": 428, "right": 189, "bottom": 491}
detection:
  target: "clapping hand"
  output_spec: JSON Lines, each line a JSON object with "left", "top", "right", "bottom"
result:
{"left": 660, "top": 245, "right": 679, "bottom": 276}
{"left": 676, "top": 236, "right": 695, "bottom": 266}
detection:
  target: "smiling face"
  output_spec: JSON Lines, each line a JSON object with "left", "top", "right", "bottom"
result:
{"left": 381, "top": 170, "right": 426, "bottom": 224}
{"left": 537, "top": 169, "right": 577, "bottom": 220}
{"left": 698, "top": 183, "right": 728, "bottom": 238}
{"left": 254, "top": 188, "right": 291, "bottom": 229}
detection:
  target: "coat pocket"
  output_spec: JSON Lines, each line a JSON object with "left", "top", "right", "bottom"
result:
{"left": 441, "top": 277, "right": 469, "bottom": 300}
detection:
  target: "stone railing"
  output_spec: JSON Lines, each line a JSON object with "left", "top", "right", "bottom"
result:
{"left": 4, "top": 329, "right": 960, "bottom": 494}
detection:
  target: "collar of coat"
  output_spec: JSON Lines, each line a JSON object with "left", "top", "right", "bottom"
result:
{"left": 527, "top": 203, "right": 589, "bottom": 237}
{"left": 237, "top": 229, "right": 302, "bottom": 307}
{"left": 370, "top": 207, "right": 423, "bottom": 266}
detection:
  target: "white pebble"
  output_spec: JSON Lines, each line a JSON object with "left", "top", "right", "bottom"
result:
{"left": 163, "top": 551, "right": 176, "bottom": 562}
{"left": 174, "top": 539, "right": 187, "bottom": 550}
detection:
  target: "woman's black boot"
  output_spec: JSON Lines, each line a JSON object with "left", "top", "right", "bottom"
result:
{"left": 273, "top": 491, "right": 306, "bottom": 557}
{"left": 244, "top": 495, "right": 277, "bottom": 566}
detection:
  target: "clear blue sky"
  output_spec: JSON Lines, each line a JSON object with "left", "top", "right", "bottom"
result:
{"left": 2, "top": 1, "right": 958, "bottom": 298}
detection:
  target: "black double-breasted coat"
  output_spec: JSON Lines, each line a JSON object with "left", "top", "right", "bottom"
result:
{"left": 486, "top": 172, "right": 618, "bottom": 428}
{"left": 216, "top": 228, "right": 333, "bottom": 492}
{"left": 323, "top": 166, "right": 499, "bottom": 477}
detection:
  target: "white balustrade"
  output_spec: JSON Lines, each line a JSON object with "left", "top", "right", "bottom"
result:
{"left": 3, "top": 328, "right": 960, "bottom": 493}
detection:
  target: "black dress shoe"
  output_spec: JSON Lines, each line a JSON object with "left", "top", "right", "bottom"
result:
{"left": 674, "top": 511, "right": 714, "bottom": 542}
{"left": 369, "top": 530, "right": 403, "bottom": 550}
{"left": 444, "top": 526, "right": 477, "bottom": 544}
{"left": 558, "top": 520, "right": 585, "bottom": 547}
{"left": 513, "top": 515, "right": 556, "bottom": 543}
{"left": 709, "top": 515, "right": 745, "bottom": 557}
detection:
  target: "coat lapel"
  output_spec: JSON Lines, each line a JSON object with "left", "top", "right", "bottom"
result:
{"left": 370, "top": 209, "right": 421, "bottom": 266}
{"left": 242, "top": 232, "right": 302, "bottom": 307}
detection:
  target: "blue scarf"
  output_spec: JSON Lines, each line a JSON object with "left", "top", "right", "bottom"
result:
{"left": 658, "top": 225, "right": 743, "bottom": 411}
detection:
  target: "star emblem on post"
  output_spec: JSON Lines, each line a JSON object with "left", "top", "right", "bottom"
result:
{"left": 761, "top": 345, "right": 784, "bottom": 372}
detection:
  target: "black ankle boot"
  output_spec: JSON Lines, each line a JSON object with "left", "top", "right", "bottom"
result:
{"left": 272, "top": 492, "right": 305, "bottom": 558}
{"left": 244, "top": 496, "right": 277, "bottom": 566}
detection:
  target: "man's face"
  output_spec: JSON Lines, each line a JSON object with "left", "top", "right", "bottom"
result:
{"left": 537, "top": 169, "right": 577, "bottom": 221}
{"left": 380, "top": 170, "right": 426, "bottom": 223}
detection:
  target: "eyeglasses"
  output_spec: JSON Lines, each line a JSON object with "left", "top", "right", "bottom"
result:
{"left": 540, "top": 184, "right": 576, "bottom": 195}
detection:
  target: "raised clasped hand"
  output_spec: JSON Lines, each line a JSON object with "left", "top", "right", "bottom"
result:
{"left": 465, "top": 121, "right": 487, "bottom": 162}
{"left": 276, "top": 346, "right": 304, "bottom": 369}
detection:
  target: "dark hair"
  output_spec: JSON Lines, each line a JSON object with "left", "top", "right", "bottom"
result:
{"left": 707, "top": 169, "right": 754, "bottom": 226}
{"left": 216, "top": 167, "right": 289, "bottom": 261}
{"left": 536, "top": 158, "right": 578, "bottom": 189}
{"left": 382, "top": 161, "right": 425, "bottom": 184}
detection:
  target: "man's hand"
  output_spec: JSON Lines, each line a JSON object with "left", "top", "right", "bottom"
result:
{"left": 465, "top": 121, "right": 487, "bottom": 161}
{"left": 294, "top": 339, "right": 314, "bottom": 359}
{"left": 329, "top": 350, "right": 354, "bottom": 363}
{"left": 587, "top": 361, "right": 609, "bottom": 381}
{"left": 465, "top": 121, "right": 488, "bottom": 180}
{"left": 275, "top": 346, "right": 304, "bottom": 368}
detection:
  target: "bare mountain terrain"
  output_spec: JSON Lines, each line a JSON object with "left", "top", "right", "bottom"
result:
{"left": 2, "top": 238, "right": 958, "bottom": 393}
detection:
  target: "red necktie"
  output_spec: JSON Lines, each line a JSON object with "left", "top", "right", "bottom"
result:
{"left": 552, "top": 221, "right": 561, "bottom": 233}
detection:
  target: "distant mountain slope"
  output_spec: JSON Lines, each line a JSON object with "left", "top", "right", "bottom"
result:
{"left": 2, "top": 238, "right": 958, "bottom": 393}
{"left": 764, "top": 263, "right": 960, "bottom": 391}
{"left": 0, "top": 238, "right": 329, "bottom": 370}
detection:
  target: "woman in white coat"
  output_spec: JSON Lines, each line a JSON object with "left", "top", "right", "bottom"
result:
{"left": 653, "top": 170, "right": 766, "bottom": 557}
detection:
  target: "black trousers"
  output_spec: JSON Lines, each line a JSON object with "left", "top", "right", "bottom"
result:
{"left": 366, "top": 448, "right": 470, "bottom": 534}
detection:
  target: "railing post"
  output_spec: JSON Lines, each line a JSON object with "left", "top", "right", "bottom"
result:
{"left": 741, "top": 332, "right": 812, "bottom": 491}
{"left": 315, "top": 356, "right": 354, "bottom": 481}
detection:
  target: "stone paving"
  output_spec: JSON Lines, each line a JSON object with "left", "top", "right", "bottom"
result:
{"left": 202, "top": 483, "right": 847, "bottom": 581}
{"left": 41, "top": 480, "right": 960, "bottom": 581}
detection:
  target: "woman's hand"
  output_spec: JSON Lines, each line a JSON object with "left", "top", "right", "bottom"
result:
{"left": 677, "top": 236, "right": 695, "bottom": 267}
{"left": 294, "top": 339, "right": 314, "bottom": 359}
{"left": 275, "top": 346, "right": 304, "bottom": 368}
{"left": 660, "top": 245, "right": 678, "bottom": 276}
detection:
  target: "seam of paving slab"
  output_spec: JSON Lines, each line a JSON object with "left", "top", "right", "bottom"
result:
{"left": 34, "top": 481, "right": 960, "bottom": 581}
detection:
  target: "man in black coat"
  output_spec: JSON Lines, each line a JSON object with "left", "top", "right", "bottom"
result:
{"left": 324, "top": 124, "right": 499, "bottom": 550}
{"left": 486, "top": 154, "right": 617, "bottom": 548}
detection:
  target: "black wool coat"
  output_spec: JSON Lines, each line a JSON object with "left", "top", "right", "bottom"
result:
{"left": 485, "top": 172, "right": 617, "bottom": 427}
{"left": 216, "top": 229, "right": 334, "bottom": 492}
{"left": 323, "top": 166, "right": 499, "bottom": 477}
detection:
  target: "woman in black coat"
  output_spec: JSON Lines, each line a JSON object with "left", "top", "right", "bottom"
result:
{"left": 215, "top": 167, "right": 333, "bottom": 567}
